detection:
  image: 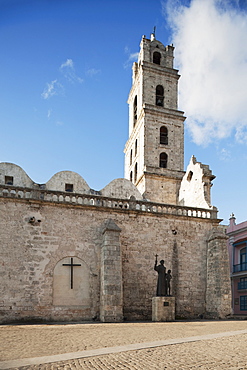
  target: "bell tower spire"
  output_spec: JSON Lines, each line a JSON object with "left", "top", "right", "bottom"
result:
{"left": 124, "top": 34, "right": 186, "bottom": 204}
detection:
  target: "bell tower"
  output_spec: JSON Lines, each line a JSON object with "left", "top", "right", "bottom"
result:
{"left": 124, "top": 33, "right": 186, "bottom": 204}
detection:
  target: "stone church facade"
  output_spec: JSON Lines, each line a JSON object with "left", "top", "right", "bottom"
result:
{"left": 0, "top": 34, "right": 231, "bottom": 323}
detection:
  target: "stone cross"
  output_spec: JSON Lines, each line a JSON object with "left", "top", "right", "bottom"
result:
{"left": 62, "top": 257, "right": 81, "bottom": 289}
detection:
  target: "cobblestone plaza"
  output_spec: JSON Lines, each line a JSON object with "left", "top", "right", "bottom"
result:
{"left": 1, "top": 320, "right": 247, "bottom": 369}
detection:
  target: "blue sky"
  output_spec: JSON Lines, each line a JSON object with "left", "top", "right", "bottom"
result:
{"left": 1, "top": 0, "right": 247, "bottom": 225}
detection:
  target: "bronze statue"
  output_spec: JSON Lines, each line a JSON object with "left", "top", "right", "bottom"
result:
{"left": 154, "top": 255, "right": 172, "bottom": 296}
{"left": 154, "top": 255, "right": 167, "bottom": 296}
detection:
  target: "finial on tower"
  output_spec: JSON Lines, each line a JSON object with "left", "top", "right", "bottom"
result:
{"left": 229, "top": 212, "right": 236, "bottom": 227}
{"left": 151, "top": 26, "right": 156, "bottom": 41}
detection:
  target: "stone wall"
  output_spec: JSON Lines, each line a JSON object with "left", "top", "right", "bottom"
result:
{"left": 0, "top": 192, "right": 231, "bottom": 323}
{"left": 137, "top": 171, "right": 183, "bottom": 205}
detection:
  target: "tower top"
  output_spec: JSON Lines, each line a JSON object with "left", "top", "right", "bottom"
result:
{"left": 134, "top": 35, "right": 175, "bottom": 77}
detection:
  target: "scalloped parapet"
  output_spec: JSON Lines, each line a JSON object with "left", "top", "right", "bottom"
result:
{"left": 45, "top": 171, "right": 91, "bottom": 193}
{"left": 0, "top": 162, "right": 35, "bottom": 188}
{"left": 100, "top": 178, "right": 143, "bottom": 200}
{"left": 0, "top": 163, "right": 145, "bottom": 200}
{"left": 179, "top": 156, "right": 215, "bottom": 209}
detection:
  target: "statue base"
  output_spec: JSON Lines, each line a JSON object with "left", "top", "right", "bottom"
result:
{"left": 152, "top": 296, "right": 175, "bottom": 322}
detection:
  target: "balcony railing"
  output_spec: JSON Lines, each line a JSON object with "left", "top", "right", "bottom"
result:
{"left": 233, "top": 263, "right": 247, "bottom": 273}
{"left": 238, "top": 281, "right": 247, "bottom": 290}
{"left": 0, "top": 184, "right": 218, "bottom": 220}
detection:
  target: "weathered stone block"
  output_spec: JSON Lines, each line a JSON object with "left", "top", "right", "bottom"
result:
{"left": 152, "top": 296, "right": 175, "bottom": 322}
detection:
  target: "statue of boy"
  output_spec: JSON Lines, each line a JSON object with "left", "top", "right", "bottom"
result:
{"left": 166, "top": 269, "right": 172, "bottom": 296}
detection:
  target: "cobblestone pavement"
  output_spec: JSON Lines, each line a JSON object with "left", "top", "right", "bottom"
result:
{"left": 11, "top": 335, "right": 247, "bottom": 370}
{"left": 1, "top": 321, "right": 247, "bottom": 369}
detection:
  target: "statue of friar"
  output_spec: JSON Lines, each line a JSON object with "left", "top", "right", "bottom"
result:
{"left": 154, "top": 255, "right": 167, "bottom": 296}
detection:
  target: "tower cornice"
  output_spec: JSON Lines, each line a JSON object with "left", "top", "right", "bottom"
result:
{"left": 142, "top": 104, "right": 186, "bottom": 121}
{"left": 141, "top": 60, "right": 180, "bottom": 77}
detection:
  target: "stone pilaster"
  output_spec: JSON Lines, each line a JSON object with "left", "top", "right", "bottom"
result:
{"left": 206, "top": 227, "right": 232, "bottom": 319}
{"left": 100, "top": 219, "right": 123, "bottom": 322}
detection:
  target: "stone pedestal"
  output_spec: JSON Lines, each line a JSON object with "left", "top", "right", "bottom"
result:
{"left": 152, "top": 296, "right": 175, "bottom": 322}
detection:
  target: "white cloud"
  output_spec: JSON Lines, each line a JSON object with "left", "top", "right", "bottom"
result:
{"left": 86, "top": 68, "right": 101, "bottom": 77}
{"left": 124, "top": 46, "right": 139, "bottom": 69}
{"left": 164, "top": 0, "right": 247, "bottom": 145}
{"left": 41, "top": 59, "right": 83, "bottom": 100}
{"left": 41, "top": 80, "right": 64, "bottom": 99}
{"left": 219, "top": 147, "right": 231, "bottom": 161}
{"left": 47, "top": 109, "right": 52, "bottom": 119}
{"left": 129, "top": 52, "right": 139, "bottom": 61}
{"left": 60, "top": 59, "right": 74, "bottom": 69}
{"left": 59, "top": 58, "right": 83, "bottom": 83}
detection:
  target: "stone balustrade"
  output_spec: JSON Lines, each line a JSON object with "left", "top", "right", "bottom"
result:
{"left": 0, "top": 184, "right": 218, "bottom": 219}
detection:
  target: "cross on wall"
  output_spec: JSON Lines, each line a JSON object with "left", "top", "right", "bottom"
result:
{"left": 62, "top": 257, "right": 81, "bottom": 289}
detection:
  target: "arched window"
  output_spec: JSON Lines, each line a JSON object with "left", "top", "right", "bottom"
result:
{"left": 130, "top": 171, "right": 133, "bottom": 182}
{"left": 160, "top": 126, "right": 168, "bottom": 145}
{"left": 187, "top": 171, "right": 193, "bottom": 182}
{"left": 134, "top": 163, "right": 138, "bottom": 183}
{"left": 153, "top": 51, "right": 161, "bottom": 65}
{"left": 156, "top": 85, "right": 164, "bottom": 107}
{"left": 133, "top": 95, "right": 137, "bottom": 125}
{"left": 159, "top": 153, "right": 168, "bottom": 168}
{"left": 240, "top": 248, "right": 247, "bottom": 270}
{"left": 130, "top": 150, "right": 133, "bottom": 165}
{"left": 135, "top": 139, "right": 138, "bottom": 156}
